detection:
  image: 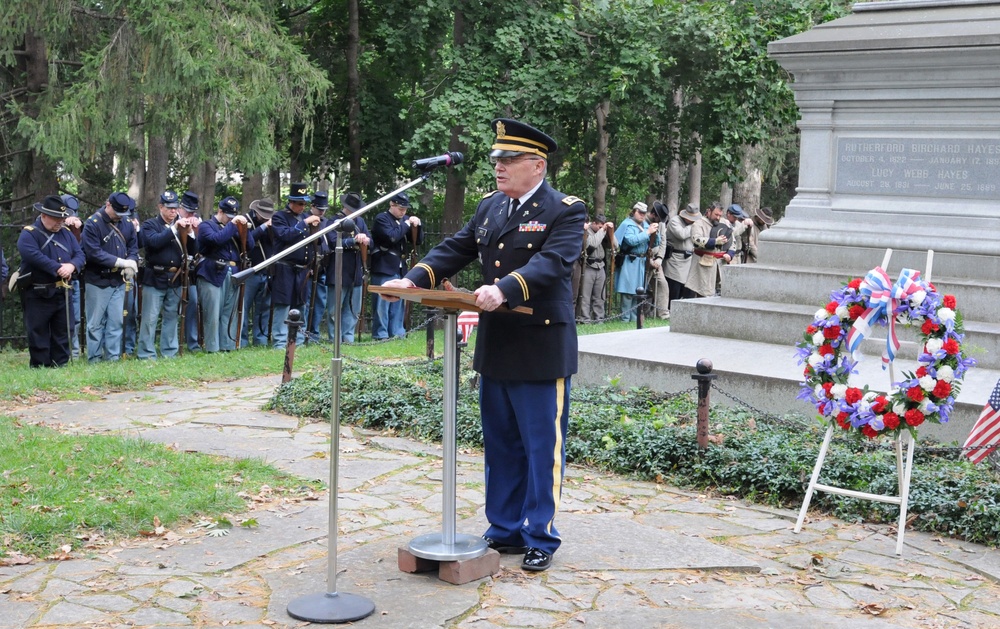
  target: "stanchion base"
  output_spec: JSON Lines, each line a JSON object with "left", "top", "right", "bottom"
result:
{"left": 408, "top": 532, "right": 488, "bottom": 562}
{"left": 287, "top": 591, "right": 375, "bottom": 624}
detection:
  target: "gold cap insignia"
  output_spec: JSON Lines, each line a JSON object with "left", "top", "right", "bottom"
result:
{"left": 496, "top": 121, "right": 507, "bottom": 139}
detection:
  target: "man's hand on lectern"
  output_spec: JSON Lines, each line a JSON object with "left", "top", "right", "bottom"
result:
{"left": 379, "top": 278, "right": 415, "bottom": 302}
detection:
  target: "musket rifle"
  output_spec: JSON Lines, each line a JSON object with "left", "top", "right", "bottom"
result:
{"left": 306, "top": 222, "right": 323, "bottom": 337}
{"left": 178, "top": 226, "right": 190, "bottom": 355}
{"left": 354, "top": 238, "right": 369, "bottom": 339}
{"left": 234, "top": 219, "right": 250, "bottom": 348}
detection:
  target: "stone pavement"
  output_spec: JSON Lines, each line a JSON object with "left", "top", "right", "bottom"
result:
{"left": 3, "top": 376, "right": 1000, "bottom": 628}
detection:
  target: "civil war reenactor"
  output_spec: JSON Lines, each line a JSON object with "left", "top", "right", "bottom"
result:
{"left": 665, "top": 204, "right": 700, "bottom": 307}
{"left": 724, "top": 203, "right": 753, "bottom": 266}
{"left": 647, "top": 201, "right": 671, "bottom": 319}
{"left": 324, "top": 191, "right": 371, "bottom": 344}
{"left": 177, "top": 191, "right": 202, "bottom": 351}
{"left": 270, "top": 182, "right": 320, "bottom": 349}
{"left": 60, "top": 193, "right": 85, "bottom": 359}
{"left": 304, "top": 190, "right": 331, "bottom": 341}
{"left": 241, "top": 197, "right": 276, "bottom": 347}
{"left": 137, "top": 191, "right": 188, "bottom": 359}
{"left": 577, "top": 212, "right": 615, "bottom": 322}
{"left": 17, "top": 195, "right": 86, "bottom": 367}
{"left": 685, "top": 201, "right": 728, "bottom": 298}
{"left": 82, "top": 192, "right": 139, "bottom": 363}
{"left": 370, "top": 191, "right": 423, "bottom": 339}
{"left": 196, "top": 196, "right": 251, "bottom": 353}
{"left": 746, "top": 206, "right": 774, "bottom": 264}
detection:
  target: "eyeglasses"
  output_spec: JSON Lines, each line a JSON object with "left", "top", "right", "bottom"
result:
{"left": 490, "top": 155, "right": 542, "bottom": 166}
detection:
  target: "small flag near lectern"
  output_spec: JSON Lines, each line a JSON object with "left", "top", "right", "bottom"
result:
{"left": 964, "top": 379, "right": 1000, "bottom": 464}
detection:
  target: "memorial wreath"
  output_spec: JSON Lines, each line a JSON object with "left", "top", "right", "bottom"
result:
{"left": 796, "top": 267, "right": 975, "bottom": 439}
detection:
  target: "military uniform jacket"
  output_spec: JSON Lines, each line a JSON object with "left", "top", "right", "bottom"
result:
{"left": 405, "top": 181, "right": 586, "bottom": 381}
{"left": 81, "top": 209, "right": 139, "bottom": 288}
{"left": 371, "top": 211, "right": 424, "bottom": 277}
{"left": 244, "top": 213, "right": 275, "bottom": 266}
{"left": 16, "top": 219, "right": 86, "bottom": 296}
{"left": 323, "top": 213, "right": 369, "bottom": 287}
{"left": 140, "top": 215, "right": 186, "bottom": 289}
{"left": 269, "top": 208, "right": 316, "bottom": 305}
{"left": 195, "top": 217, "right": 250, "bottom": 288}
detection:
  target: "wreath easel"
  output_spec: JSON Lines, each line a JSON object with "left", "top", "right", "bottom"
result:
{"left": 792, "top": 248, "right": 975, "bottom": 555}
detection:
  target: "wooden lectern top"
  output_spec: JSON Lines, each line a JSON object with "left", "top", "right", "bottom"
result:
{"left": 370, "top": 285, "right": 532, "bottom": 315}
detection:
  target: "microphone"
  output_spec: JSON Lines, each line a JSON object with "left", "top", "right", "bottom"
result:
{"left": 412, "top": 152, "right": 464, "bottom": 171}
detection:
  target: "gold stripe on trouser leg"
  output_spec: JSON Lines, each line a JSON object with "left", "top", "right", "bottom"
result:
{"left": 546, "top": 377, "right": 566, "bottom": 535}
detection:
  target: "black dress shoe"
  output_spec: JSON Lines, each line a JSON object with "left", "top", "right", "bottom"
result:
{"left": 521, "top": 548, "right": 552, "bottom": 572}
{"left": 483, "top": 537, "right": 528, "bottom": 554}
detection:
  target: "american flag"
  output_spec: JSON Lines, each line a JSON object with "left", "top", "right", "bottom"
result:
{"left": 457, "top": 311, "right": 480, "bottom": 344}
{"left": 964, "top": 379, "right": 1000, "bottom": 464}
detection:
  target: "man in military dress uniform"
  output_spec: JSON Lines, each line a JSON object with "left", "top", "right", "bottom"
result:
{"left": 137, "top": 191, "right": 188, "bottom": 359}
{"left": 324, "top": 191, "right": 370, "bottom": 343}
{"left": 382, "top": 119, "right": 586, "bottom": 572}
{"left": 177, "top": 191, "right": 202, "bottom": 350}
{"left": 270, "top": 182, "right": 320, "bottom": 349}
{"left": 82, "top": 192, "right": 139, "bottom": 362}
{"left": 240, "top": 198, "right": 276, "bottom": 347}
{"left": 16, "top": 195, "right": 86, "bottom": 367}
{"left": 370, "top": 192, "right": 423, "bottom": 339}
{"left": 196, "top": 196, "right": 250, "bottom": 353}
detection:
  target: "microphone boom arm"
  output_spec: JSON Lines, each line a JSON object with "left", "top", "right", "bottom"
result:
{"left": 231, "top": 173, "right": 430, "bottom": 286}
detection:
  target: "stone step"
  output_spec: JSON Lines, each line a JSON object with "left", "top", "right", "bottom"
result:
{"left": 576, "top": 327, "right": 1000, "bottom": 444}
{"left": 723, "top": 263, "right": 1000, "bottom": 322}
{"left": 670, "top": 296, "right": 1000, "bottom": 369}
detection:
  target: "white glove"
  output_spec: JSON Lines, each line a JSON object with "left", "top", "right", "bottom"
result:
{"left": 116, "top": 258, "right": 138, "bottom": 273}
{"left": 122, "top": 267, "right": 136, "bottom": 282}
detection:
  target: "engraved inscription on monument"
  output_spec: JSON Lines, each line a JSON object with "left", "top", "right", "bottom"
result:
{"left": 835, "top": 138, "right": 1000, "bottom": 200}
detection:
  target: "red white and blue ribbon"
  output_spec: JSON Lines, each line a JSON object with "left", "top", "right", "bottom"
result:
{"left": 845, "top": 267, "right": 922, "bottom": 368}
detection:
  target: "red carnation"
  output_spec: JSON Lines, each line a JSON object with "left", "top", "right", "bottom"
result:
{"left": 916, "top": 366, "right": 928, "bottom": 378}
{"left": 944, "top": 295, "right": 956, "bottom": 309}
{"left": 883, "top": 412, "right": 900, "bottom": 430}
{"left": 847, "top": 278, "right": 862, "bottom": 290}
{"left": 943, "top": 339, "right": 960, "bottom": 355}
{"left": 818, "top": 344, "right": 835, "bottom": 357}
{"left": 804, "top": 367, "right": 811, "bottom": 377}
{"left": 822, "top": 382, "right": 834, "bottom": 398}
{"left": 872, "top": 396, "right": 889, "bottom": 414}
{"left": 921, "top": 320, "right": 939, "bottom": 335}
{"left": 933, "top": 380, "right": 952, "bottom": 398}
{"left": 825, "top": 301, "right": 839, "bottom": 314}
{"left": 905, "top": 409, "right": 925, "bottom": 426}
{"left": 823, "top": 326, "right": 842, "bottom": 340}
{"left": 907, "top": 387, "right": 925, "bottom": 402}
{"left": 806, "top": 325, "right": 818, "bottom": 335}
{"left": 862, "top": 425, "right": 878, "bottom": 439}
{"left": 848, "top": 305, "right": 864, "bottom": 320}
{"left": 836, "top": 412, "right": 850, "bottom": 429}
{"left": 845, "top": 387, "right": 863, "bottom": 404}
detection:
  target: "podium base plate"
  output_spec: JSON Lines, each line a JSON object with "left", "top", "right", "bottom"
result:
{"left": 408, "top": 532, "right": 488, "bottom": 562}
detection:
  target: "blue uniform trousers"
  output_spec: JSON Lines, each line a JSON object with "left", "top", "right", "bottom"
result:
{"left": 183, "top": 283, "right": 200, "bottom": 351}
{"left": 85, "top": 283, "right": 125, "bottom": 362}
{"left": 197, "top": 272, "right": 238, "bottom": 353}
{"left": 22, "top": 287, "right": 72, "bottom": 368}
{"left": 371, "top": 272, "right": 405, "bottom": 339}
{"left": 479, "top": 374, "right": 570, "bottom": 556}
{"left": 138, "top": 286, "right": 181, "bottom": 359}
{"left": 70, "top": 279, "right": 81, "bottom": 358}
{"left": 332, "top": 282, "right": 362, "bottom": 343}
{"left": 305, "top": 277, "right": 328, "bottom": 339}
{"left": 123, "top": 287, "right": 138, "bottom": 355}
{"left": 241, "top": 271, "right": 271, "bottom": 347}
{"left": 271, "top": 304, "right": 306, "bottom": 349}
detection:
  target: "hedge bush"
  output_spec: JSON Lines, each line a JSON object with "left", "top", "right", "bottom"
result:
{"left": 267, "top": 360, "right": 1000, "bottom": 545}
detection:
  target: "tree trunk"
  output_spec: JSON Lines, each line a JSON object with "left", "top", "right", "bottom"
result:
{"left": 719, "top": 181, "right": 733, "bottom": 209}
{"left": 733, "top": 143, "right": 763, "bottom": 214}
{"left": 593, "top": 99, "right": 610, "bottom": 216}
{"left": 127, "top": 107, "right": 145, "bottom": 205}
{"left": 665, "top": 87, "right": 683, "bottom": 216}
{"left": 144, "top": 134, "right": 168, "bottom": 211}
{"left": 441, "top": 8, "right": 467, "bottom": 236}
{"left": 189, "top": 160, "right": 216, "bottom": 218}
{"left": 289, "top": 130, "right": 303, "bottom": 185}
{"left": 687, "top": 143, "right": 702, "bottom": 209}
{"left": 267, "top": 166, "right": 281, "bottom": 201}
{"left": 346, "top": 0, "right": 362, "bottom": 190}
{"left": 242, "top": 172, "right": 264, "bottom": 208}
{"left": 13, "top": 30, "right": 58, "bottom": 204}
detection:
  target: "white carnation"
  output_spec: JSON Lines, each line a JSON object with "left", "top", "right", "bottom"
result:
{"left": 812, "top": 332, "right": 825, "bottom": 345}
{"left": 919, "top": 398, "right": 932, "bottom": 413}
{"left": 937, "top": 365, "right": 955, "bottom": 383}
{"left": 893, "top": 401, "right": 907, "bottom": 414}
{"left": 862, "top": 391, "right": 878, "bottom": 403}
{"left": 919, "top": 375, "right": 936, "bottom": 392}
{"left": 808, "top": 353, "right": 824, "bottom": 368}
{"left": 910, "top": 290, "right": 926, "bottom": 306}
{"left": 925, "top": 338, "right": 944, "bottom": 354}
{"left": 836, "top": 306, "right": 850, "bottom": 320}
{"left": 815, "top": 309, "right": 830, "bottom": 320}
{"left": 937, "top": 308, "right": 956, "bottom": 323}
{"left": 814, "top": 384, "right": 825, "bottom": 398}
{"left": 831, "top": 384, "right": 848, "bottom": 399}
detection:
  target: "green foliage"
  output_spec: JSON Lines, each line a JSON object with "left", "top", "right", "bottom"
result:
{"left": 271, "top": 361, "right": 1000, "bottom": 546}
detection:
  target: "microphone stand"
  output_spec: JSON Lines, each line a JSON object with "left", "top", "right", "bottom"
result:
{"left": 286, "top": 219, "right": 376, "bottom": 624}
{"left": 231, "top": 173, "right": 431, "bottom": 286}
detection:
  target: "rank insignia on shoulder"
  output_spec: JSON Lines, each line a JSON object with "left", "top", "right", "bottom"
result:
{"left": 482, "top": 190, "right": 500, "bottom": 199}
{"left": 23, "top": 225, "right": 35, "bottom": 231}
{"left": 562, "top": 196, "right": 583, "bottom": 206}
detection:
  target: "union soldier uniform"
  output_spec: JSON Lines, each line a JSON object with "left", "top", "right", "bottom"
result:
{"left": 324, "top": 192, "right": 370, "bottom": 343}
{"left": 269, "top": 182, "right": 316, "bottom": 349}
{"left": 371, "top": 191, "right": 423, "bottom": 339}
{"left": 137, "top": 191, "right": 185, "bottom": 359}
{"left": 17, "top": 196, "right": 86, "bottom": 367}
{"left": 403, "top": 118, "right": 585, "bottom": 571}
{"left": 195, "top": 196, "right": 250, "bottom": 352}
{"left": 241, "top": 198, "right": 277, "bottom": 347}
{"left": 82, "top": 192, "right": 139, "bottom": 362}
{"left": 178, "top": 191, "right": 202, "bottom": 350}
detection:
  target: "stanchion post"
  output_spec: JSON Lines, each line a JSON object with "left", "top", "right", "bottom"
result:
{"left": 635, "top": 287, "right": 646, "bottom": 330}
{"left": 282, "top": 309, "right": 302, "bottom": 384}
{"left": 691, "top": 358, "right": 717, "bottom": 450}
{"left": 426, "top": 307, "right": 437, "bottom": 360}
